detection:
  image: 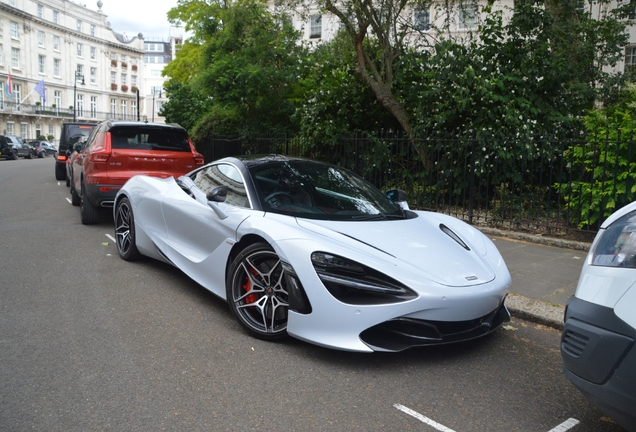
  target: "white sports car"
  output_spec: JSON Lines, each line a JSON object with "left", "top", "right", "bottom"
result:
{"left": 114, "top": 155, "right": 511, "bottom": 352}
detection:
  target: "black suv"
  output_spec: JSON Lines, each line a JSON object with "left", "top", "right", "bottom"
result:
{"left": 54, "top": 123, "right": 97, "bottom": 180}
{"left": 0, "top": 135, "right": 34, "bottom": 160}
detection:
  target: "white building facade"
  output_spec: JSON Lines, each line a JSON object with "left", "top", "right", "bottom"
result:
{"left": 0, "top": 0, "right": 146, "bottom": 144}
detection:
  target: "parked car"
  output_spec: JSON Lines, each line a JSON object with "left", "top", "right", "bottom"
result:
{"left": 54, "top": 122, "right": 97, "bottom": 181}
{"left": 113, "top": 155, "right": 512, "bottom": 351}
{"left": 72, "top": 120, "right": 205, "bottom": 224}
{"left": 561, "top": 201, "right": 636, "bottom": 432}
{"left": 31, "top": 141, "right": 57, "bottom": 158}
{"left": 0, "top": 135, "right": 34, "bottom": 160}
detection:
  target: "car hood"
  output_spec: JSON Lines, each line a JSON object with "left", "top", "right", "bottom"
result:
{"left": 295, "top": 215, "right": 495, "bottom": 287}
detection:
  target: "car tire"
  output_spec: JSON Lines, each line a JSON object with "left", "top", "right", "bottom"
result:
{"left": 26, "top": 152, "right": 33, "bottom": 159}
{"left": 226, "top": 242, "right": 289, "bottom": 341}
{"left": 80, "top": 181, "right": 100, "bottom": 225}
{"left": 38, "top": 152, "right": 44, "bottom": 158}
{"left": 10, "top": 151, "right": 18, "bottom": 161}
{"left": 114, "top": 197, "right": 141, "bottom": 261}
{"left": 55, "top": 163, "right": 66, "bottom": 180}
{"left": 70, "top": 181, "right": 80, "bottom": 206}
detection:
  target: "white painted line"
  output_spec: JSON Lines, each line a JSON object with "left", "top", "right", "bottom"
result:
{"left": 548, "top": 418, "right": 580, "bottom": 432}
{"left": 65, "top": 197, "right": 72, "bottom": 204}
{"left": 394, "top": 404, "right": 456, "bottom": 432}
{"left": 105, "top": 234, "right": 116, "bottom": 243}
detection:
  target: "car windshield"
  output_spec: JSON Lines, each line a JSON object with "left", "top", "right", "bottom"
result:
{"left": 249, "top": 160, "right": 406, "bottom": 221}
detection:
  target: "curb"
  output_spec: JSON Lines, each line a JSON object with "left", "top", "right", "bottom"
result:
{"left": 479, "top": 227, "right": 591, "bottom": 252}
{"left": 506, "top": 294, "right": 565, "bottom": 331}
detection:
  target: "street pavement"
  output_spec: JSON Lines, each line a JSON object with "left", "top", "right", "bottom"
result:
{"left": 481, "top": 227, "right": 592, "bottom": 330}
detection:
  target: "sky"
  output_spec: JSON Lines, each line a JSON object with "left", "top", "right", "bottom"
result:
{"left": 93, "top": 0, "right": 183, "bottom": 40}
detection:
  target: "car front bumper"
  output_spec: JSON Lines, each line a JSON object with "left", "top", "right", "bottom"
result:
{"left": 561, "top": 296, "right": 636, "bottom": 432}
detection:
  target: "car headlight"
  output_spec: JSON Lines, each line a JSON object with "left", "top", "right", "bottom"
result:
{"left": 311, "top": 252, "right": 417, "bottom": 305}
{"left": 591, "top": 210, "right": 636, "bottom": 268}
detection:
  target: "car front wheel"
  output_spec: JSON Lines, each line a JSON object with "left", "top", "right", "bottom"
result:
{"left": 115, "top": 197, "right": 141, "bottom": 261}
{"left": 226, "top": 243, "right": 289, "bottom": 341}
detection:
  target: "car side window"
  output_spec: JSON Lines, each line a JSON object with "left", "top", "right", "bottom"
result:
{"left": 190, "top": 163, "right": 250, "bottom": 208}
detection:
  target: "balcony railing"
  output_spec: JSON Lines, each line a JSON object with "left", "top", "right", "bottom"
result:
{"left": 0, "top": 101, "right": 139, "bottom": 121}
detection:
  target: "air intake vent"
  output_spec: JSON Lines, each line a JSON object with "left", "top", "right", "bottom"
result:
{"left": 562, "top": 330, "right": 589, "bottom": 357}
{"left": 440, "top": 224, "right": 470, "bottom": 250}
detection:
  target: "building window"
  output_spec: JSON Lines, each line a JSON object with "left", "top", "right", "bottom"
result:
{"left": 38, "top": 30, "right": 45, "bottom": 46}
{"left": 131, "top": 100, "right": 137, "bottom": 117}
{"left": 90, "top": 67, "right": 97, "bottom": 84}
{"left": 309, "top": 15, "right": 322, "bottom": 39}
{"left": 77, "top": 43, "right": 83, "bottom": 57}
{"left": 111, "top": 71, "right": 117, "bottom": 83}
{"left": 54, "top": 59, "right": 61, "bottom": 76}
{"left": 77, "top": 94, "right": 84, "bottom": 117}
{"left": 38, "top": 55, "right": 46, "bottom": 74}
{"left": 121, "top": 100, "right": 127, "bottom": 118}
{"left": 151, "top": 69, "right": 162, "bottom": 77}
{"left": 414, "top": 8, "right": 430, "bottom": 31}
{"left": 90, "top": 24, "right": 96, "bottom": 36}
{"left": 131, "top": 75, "right": 137, "bottom": 86}
{"left": 144, "top": 43, "right": 165, "bottom": 52}
{"left": 458, "top": 3, "right": 477, "bottom": 30}
{"left": 121, "top": 54, "right": 127, "bottom": 62}
{"left": 111, "top": 98, "right": 117, "bottom": 116}
{"left": 626, "top": 46, "right": 636, "bottom": 70}
{"left": 7, "top": 123, "right": 14, "bottom": 135}
{"left": 121, "top": 74, "right": 127, "bottom": 85}
{"left": 90, "top": 96, "right": 97, "bottom": 117}
{"left": 10, "top": 21, "right": 19, "bottom": 39}
{"left": 77, "top": 20, "right": 82, "bottom": 32}
{"left": 77, "top": 64, "right": 84, "bottom": 76}
{"left": 21, "top": 123, "right": 27, "bottom": 138}
{"left": 53, "top": 11, "right": 58, "bottom": 24}
{"left": 90, "top": 47, "right": 96, "bottom": 60}
{"left": 37, "top": 4, "right": 44, "bottom": 18}
{"left": 13, "top": 85, "right": 22, "bottom": 110}
{"left": 54, "top": 91, "right": 61, "bottom": 109}
{"left": 11, "top": 48, "right": 20, "bottom": 69}
{"left": 110, "top": 52, "right": 117, "bottom": 60}
{"left": 49, "top": 124, "right": 54, "bottom": 136}
{"left": 53, "top": 36, "right": 60, "bottom": 51}
{"left": 150, "top": 86, "right": 163, "bottom": 95}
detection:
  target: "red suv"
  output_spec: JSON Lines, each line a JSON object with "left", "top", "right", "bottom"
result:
{"left": 71, "top": 121, "right": 205, "bottom": 224}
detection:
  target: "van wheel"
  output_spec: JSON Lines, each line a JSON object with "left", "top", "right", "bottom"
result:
{"left": 55, "top": 163, "right": 66, "bottom": 180}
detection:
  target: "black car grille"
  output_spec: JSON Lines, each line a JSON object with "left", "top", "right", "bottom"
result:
{"left": 562, "top": 330, "right": 589, "bottom": 357}
{"left": 359, "top": 301, "right": 510, "bottom": 352}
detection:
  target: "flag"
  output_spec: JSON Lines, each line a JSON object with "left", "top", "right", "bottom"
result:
{"left": 34, "top": 79, "right": 46, "bottom": 103}
{"left": 5, "top": 70, "right": 13, "bottom": 99}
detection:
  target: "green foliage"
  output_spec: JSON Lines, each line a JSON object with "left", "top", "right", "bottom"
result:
{"left": 159, "top": 80, "right": 212, "bottom": 132}
{"left": 558, "top": 84, "right": 636, "bottom": 228}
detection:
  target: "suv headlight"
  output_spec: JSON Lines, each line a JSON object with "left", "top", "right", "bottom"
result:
{"left": 311, "top": 252, "right": 417, "bottom": 305}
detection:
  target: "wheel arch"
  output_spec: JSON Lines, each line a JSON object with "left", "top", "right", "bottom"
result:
{"left": 226, "top": 234, "right": 270, "bottom": 281}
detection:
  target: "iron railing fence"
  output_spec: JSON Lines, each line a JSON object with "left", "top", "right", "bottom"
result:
{"left": 195, "top": 129, "right": 636, "bottom": 237}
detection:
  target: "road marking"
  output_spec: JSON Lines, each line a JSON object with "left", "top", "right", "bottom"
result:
{"left": 548, "top": 418, "right": 580, "bottom": 432}
{"left": 65, "top": 197, "right": 72, "bottom": 204}
{"left": 395, "top": 404, "right": 580, "bottom": 432}
{"left": 394, "top": 404, "right": 456, "bottom": 432}
{"left": 105, "top": 234, "right": 116, "bottom": 243}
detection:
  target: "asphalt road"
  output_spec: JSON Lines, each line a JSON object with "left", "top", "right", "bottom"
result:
{"left": 0, "top": 158, "right": 626, "bottom": 432}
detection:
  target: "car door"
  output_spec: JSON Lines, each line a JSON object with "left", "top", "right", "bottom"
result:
{"left": 160, "top": 163, "right": 255, "bottom": 298}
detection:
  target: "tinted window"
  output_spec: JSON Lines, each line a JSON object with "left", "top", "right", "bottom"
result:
{"left": 109, "top": 126, "right": 191, "bottom": 151}
{"left": 191, "top": 163, "right": 249, "bottom": 208}
{"left": 61, "top": 125, "right": 95, "bottom": 150}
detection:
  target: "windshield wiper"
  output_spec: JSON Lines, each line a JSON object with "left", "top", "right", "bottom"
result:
{"left": 348, "top": 214, "right": 388, "bottom": 221}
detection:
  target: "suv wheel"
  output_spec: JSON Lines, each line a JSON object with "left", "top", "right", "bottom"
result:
{"left": 80, "top": 182, "right": 100, "bottom": 225}
{"left": 70, "top": 181, "right": 80, "bottom": 206}
{"left": 55, "top": 163, "right": 66, "bottom": 180}
{"left": 11, "top": 151, "right": 18, "bottom": 160}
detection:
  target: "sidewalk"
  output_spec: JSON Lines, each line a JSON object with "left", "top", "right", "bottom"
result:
{"left": 480, "top": 227, "right": 592, "bottom": 330}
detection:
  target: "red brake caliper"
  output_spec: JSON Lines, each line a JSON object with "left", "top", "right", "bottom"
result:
{"left": 243, "top": 268, "right": 259, "bottom": 304}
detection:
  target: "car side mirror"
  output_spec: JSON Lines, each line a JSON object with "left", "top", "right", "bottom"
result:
{"left": 386, "top": 189, "right": 409, "bottom": 210}
{"left": 206, "top": 186, "right": 228, "bottom": 203}
{"left": 206, "top": 186, "right": 229, "bottom": 220}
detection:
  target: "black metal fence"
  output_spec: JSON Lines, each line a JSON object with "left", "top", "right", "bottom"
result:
{"left": 196, "top": 129, "right": 636, "bottom": 238}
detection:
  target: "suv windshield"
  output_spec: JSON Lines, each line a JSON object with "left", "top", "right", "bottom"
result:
{"left": 250, "top": 160, "right": 406, "bottom": 220}
{"left": 110, "top": 126, "right": 190, "bottom": 151}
